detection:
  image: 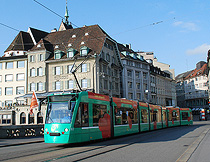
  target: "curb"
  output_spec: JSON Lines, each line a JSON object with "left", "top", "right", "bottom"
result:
{"left": 176, "top": 128, "right": 209, "bottom": 162}
{"left": 0, "top": 140, "right": 44, "bottom": 148}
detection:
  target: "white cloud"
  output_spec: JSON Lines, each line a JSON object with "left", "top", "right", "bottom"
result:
{"left": 173, "top": 21, "right": 199, "bottom": 31}
{"left": 186, "top": 44, "right": 210, "bottom": 55}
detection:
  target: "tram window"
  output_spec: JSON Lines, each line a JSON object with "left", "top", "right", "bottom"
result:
{"left": 182, "top": 112, "right": 188, "bottom": 120}
{"left": 162, "top": 111, "right": 166, "bottom": 121}
{"left": 169, "top": 112, "right": 172, "bottom": 121}
{"left": 172, "top": 111, "right": 180, "bottom": 121}
{"left": 115, "top": 107, "right": 137, "bottom": 125}
{"left": 93, "top": 104, "right": 107, "bottom": 126}
{"left": 74, "top": 103, "right": 89, "bottom": 128}
{"left": 141, "top": 109, "right": 148, "bottom": 123}
{"left": 150, "top": 110, "right": 157, "bottom": 122}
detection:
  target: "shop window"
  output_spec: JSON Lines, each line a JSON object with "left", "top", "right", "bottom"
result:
{"left": 20, "top": 112, "right": 26, "bottom": 124}
{"left": 29, "top": 113, "right": 34, "bottom": 124}
{"left": 37, "top": 112, "right": 43, "bottom": 124}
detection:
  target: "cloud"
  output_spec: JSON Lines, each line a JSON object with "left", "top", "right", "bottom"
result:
{"left": 173, "top": 21, "right": 199, "bottom": 31}
{"left": 186, "top": 44, "right": 210, "bottom": 55}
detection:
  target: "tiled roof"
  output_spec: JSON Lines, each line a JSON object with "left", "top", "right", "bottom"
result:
{"left": 117, "top": 43, "right": 148, "bottom": 63}
{"left": 184, "top": 63, "right": 208, "bottom": 79}
{"left": 0, "top": 55, "right": 27, "bottom": 61}
{"left": 31, "top": 25, "right": 107, "bottom": 60}
{"left": 117, "top": 43, "right": 134, "bottom": 58}
{"left": 29, "top": 27, "right": 48, "bottom": 43}
{"left": 4, "top": 31, "right": 34, "bottom": 52}
{"left": 175, "top": 71, "right": 193, "bottom": 81}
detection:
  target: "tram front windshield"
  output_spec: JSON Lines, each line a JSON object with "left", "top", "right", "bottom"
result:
{"left": 46, "top": 102, "right": 75, "bottom": 124}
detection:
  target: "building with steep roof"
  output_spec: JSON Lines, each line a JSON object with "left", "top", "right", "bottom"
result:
{"left": 118, "top": 43, "right": 151, "bottom": 102}
{"left": 175, "top": 71, "right": 192, "bottom": 108}
{"left": 176, "top": 61, "right": 208, "bottom": 109}
{"left": 27, "top": 24, "right": 122, "bottom": 102}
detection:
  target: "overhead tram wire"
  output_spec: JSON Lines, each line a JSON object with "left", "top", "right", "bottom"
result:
{"left": 112, "top": 17, "right": 175, "bottom": 36}
{"left": 33, "top": 0, "right": 107, "bottom": 45}
{"left": 32, "top": 0, "right": 173, "bottom": 46}
{"left": 0, "top": 1, "right": 174, "bottom": 47}
{"left": 0, "top": 22, "right": 20, "bottom": 32}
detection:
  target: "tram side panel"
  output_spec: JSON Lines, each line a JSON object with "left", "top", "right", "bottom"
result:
{"left": 167, "top": 108, "right": 180, "bottom": 127}
{"left": 180, "top": 108, "right": 193, "bottom": 125}
{"left": 161, "top": 107, "right": 168, "bottom": 128}
{"left": 149, "top": 104, "right": 162, "bottom": 130}
{"left": 113, "top": 97, "right": 139, "bottom": 137}
{"left": 139, "top": 102, "right": 150, "bottom": 132}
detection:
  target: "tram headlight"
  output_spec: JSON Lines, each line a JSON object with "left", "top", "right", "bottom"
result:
{"left": 64, "top": 128, "right": 69, "bottom": 132}
{"left": 45, "top": 128, "right": 48, "bottom": 132}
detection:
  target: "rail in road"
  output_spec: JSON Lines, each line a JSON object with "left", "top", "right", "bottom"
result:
{"left": 1, "top": 121, "right": 210, "bottom": 162}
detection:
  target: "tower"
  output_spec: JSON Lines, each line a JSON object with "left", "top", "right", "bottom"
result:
{"left": 58, "top": 0, "right": 73, "bottom": 31}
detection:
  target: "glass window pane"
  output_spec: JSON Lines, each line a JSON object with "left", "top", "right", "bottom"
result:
{"left": 68, "top": 51, "right": 74, "bottom": 57}
{"left": 17, "top": 61, "right": 24, "bottom": 68}
{"left": 55, "top": 67, "right": 60, "bottom": 75}
{"left": 17, "top": 73, "right": 24, "bottom": 81}
{"left": 31, "top": 69, "right": 35, "bottom": 77}
{"left": 38, "top": 68, "right": 43, "bottom": 76}
{"left": 38, "top": 83, "right": 43, "bottom": 91}
{"left": 82, "top": 64, "right": 87, "bottom": 72}
{"left": 0, "top": 63, "right": 2, "bottom": 70}
{"left": 5, "top": 87, "right": 13, "bottom": 95}
{"left": 82, "top": 79, "right": 87, "bottom": 88}
{"left": 68, "top": 65, "right": 73, "bottom": 73}
{"left": 6, "top": 62, "right": 13, "bottom": 69}
{"left": 56, "top": 81, "right": 60, "bottom": 90}
{"left": 40, "top": 54, "right": 43, "bottom": 61}
{"left": 17, "top": 87, "right": 24, "bottom": 94}
{"left": 5, "top": 74, "right": 13, "bottom": 82}
{"left": 69, "top": 80, "right": 73, "bottom": 89}
{"left": 31, "top": 83, "right": 35, "bottom": 91}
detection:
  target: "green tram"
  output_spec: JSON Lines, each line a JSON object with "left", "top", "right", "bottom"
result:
{"left": 42, "top": 91, "right": 193, "bottom": 144}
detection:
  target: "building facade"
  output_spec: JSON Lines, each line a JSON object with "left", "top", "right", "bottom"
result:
{"left": 178, "top": 61, "right": 209, "bottom": 109}
{"left": 118, "top": 43, "right": 150, "bottom": 102}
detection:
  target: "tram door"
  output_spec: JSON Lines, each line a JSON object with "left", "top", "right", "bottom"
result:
{"left": 74, "top": 102, "right": 90, "bottom": 142}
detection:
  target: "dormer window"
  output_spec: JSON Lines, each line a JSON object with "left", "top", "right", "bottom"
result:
{"left": 55, "top": 45, "right": 59, "bottom": 49}
{"left": 85, "top": 33, "right": 89, "bottom": 36}
{"left": 67, "top": 48, "right": 76, "bottom": 58}
{"left": 81, "top": 41, "right": 85, "bottom": 45}
{"left": 37, "top": 44, "right": 41, "bottom": 48}
{"left": 54, "top": 50, "right": 64, "bottom": 59}
{"left": 80, "top": 46, "right": 89, "bottom": 56}
{"left": 68, "top": 43, "right": 72, "bottom": 47}
{"left": 72, "top": 35, "right": 76, "bottom": 38}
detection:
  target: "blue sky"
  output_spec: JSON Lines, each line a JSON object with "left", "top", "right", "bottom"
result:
{"left": 0, "top": 0, "right": 210, "bottom": 76}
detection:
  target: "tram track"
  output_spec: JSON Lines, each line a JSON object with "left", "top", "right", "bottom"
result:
{"left": 43, "top": 130, "right": 166, "bottom": 162}
{"left": 2, "top": 126, "right": 198, "bottom": 162}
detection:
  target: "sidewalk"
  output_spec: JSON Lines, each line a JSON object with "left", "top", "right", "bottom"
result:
{"left": 0, "top": 136, "right": 44, "bottom": 147}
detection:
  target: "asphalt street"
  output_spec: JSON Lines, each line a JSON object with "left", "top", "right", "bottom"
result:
{"left": 0, "top": 120, "right": 209, "bottom": 162}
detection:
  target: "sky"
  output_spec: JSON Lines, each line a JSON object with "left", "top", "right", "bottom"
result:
{"left": 0, "top": 0, "right": 210, "bottom": 76}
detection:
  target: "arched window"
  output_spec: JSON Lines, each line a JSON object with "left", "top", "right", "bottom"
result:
{"left": 20, "top": 112, "right": 26, "bottom": 124}
{"left": 29, "top": 113, "right": 34, "bottom": 124}
{"left": 37, "top": 112, "right": 43, "bottom": 124}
